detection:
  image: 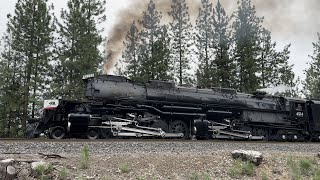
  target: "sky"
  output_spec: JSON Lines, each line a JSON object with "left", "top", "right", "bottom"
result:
{"left": 0, "top": 0, "right": 319, "bottom": 82}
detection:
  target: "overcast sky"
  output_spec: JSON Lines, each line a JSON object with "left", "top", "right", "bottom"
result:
{"left": 0, "top": 0, "right": 318, "bottom": 81}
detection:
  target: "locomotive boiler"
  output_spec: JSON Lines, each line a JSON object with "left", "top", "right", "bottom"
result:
{"left": 27, "top": 74, "right": 320, "bottom": 141}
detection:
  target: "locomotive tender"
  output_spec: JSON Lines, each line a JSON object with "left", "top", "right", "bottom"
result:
{"left": 27, "top": 74, "right": 320, "bottom": 141}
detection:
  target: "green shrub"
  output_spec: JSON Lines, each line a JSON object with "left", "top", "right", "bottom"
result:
{"left": 203, "top": 173, "right": 210, "bottom": 180}
{"left": 299, "top": 158, "right": 313, "bottom": 175}
{"left": 80, "top": 145, "right": 90, "bottom": 169}
{"left": 314, "top": 169, "right": 320, "bottom": 180}
{"left": 287, "top": 156, "right": 318, "bottom": 179}
{"left": 261, "top": 172, "right": 268, "bottom": 180}
{"left": 228, "top": 159, "right": 256, "bottom": 178}
{"left": 35, "top": 164, "right": 46, "bottom": 177}
{"left": 190, "top": 171, "right": 199, "bottom": 180}
{"left": 228, "top": 159, "right": 242, "bottom": 178}
{"left": 58, "top": 167, "right": 70, "bottom": 179}
{"left": 287, "top": 156, "right": 300, "bottom": 180}
{"left": 119, "top": 164, "right": 130, "bottom": 173}
{"left": 35, "top": 164, "right": 54, "bottom": 180}
{"left": 242, "top": 161, "right": 255, "bottom": 176}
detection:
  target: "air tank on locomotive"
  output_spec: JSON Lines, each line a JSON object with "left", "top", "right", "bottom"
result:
{"left": 84, "top": 74, "right": 146, "bottom": 101}
{"left": 84, "top": 74, "right": 249, "bottom": 108}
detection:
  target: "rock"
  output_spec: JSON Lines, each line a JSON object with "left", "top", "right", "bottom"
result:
{"left": 0, "top": 159, "right": 15, "bottom": 179}
{"left": 272, "top": 169, "right": 282, "bottom": 175}
{"left": 6, "top": 166, "right": 16, "bottom": 174}
{"left": 317, "top": 152, "right": 320, "bottom": 158}
{"left": 4, "top": 166, "right": 17, "bottom": 180}
{"left": 1, "top": 159, "right": 14, "bottom": 165}
{"left": 86, "top": 175, "right": 96, "bottom": 179}
{"left": 1, "top": 159, "right": 15, "bottom": 163}
{"left": 231, "top": 150, "right": 263, "bottom": 166}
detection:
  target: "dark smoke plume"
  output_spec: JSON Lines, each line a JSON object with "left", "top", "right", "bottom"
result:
{"left": 104, "top": 0, "right": 201, "bottom": 74}
{"left": 104, "top": 0, "right": 320, "bottom": 74}
{"left": 103, "top": 1, "right": 145, "bottom": 74}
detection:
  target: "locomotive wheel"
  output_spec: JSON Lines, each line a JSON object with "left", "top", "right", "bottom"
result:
{"left": 170, "top": 120, "right": 189, "bottom": 139}
{"left": 49, "top": 126, "right": 66, "bottom": 139}
{"left": 86, "top": 128, "right": 100, "bottom": 140}
{"left": 100, "top": 128, "right": 113, "bottom": 139}
{"left": 253, "top": 128, "right": 269, "bottom": 141}
{"left": 151, "top": 119, "right": 169, "bottom": 132}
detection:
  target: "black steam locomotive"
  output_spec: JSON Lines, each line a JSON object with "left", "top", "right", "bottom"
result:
{"left": 27, "top": 74, "right": 320, "bottom": 141}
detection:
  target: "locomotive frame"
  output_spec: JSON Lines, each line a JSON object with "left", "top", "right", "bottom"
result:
{"left": 26, "top": 74, "right": 320, "bottom": 141}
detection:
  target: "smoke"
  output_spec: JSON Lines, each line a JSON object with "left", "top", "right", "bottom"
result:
{"left": 104, "top": 0, "right": 320, "bottom": 74}
{"left": 103, "top": 1, "right": 145, "bottom": 74}
{"left": 104, "top": 0, "right": 201, "bottom": 74}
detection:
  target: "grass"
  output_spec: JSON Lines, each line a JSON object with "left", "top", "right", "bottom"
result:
{"left": 261, "top": 172, "right": 268, "bottom": 180}
{"left": 80, "top": 145, "right": 90, "bottom": 169}
{"left": 287, "top": 156, "right": 301, "bottom": 180}
{"left": 228, "top": 159, "right": 256, "bottom": 178}
{"left": 299, "top": 158, "right": 313, "bottom": 175}
{"left": 314, "top": 169, "right": 320, "bottom": 180}
{"left": 189, "top": 171, "right": 211, "bottom": 180}
{"left": 58, "top": 167, "right": 70, "bottom": 179}
{"left": 242, "top": 161, "right": 255, "bottom": 176}
{"left": 203, "top": 173, "right": 210, "bottom": 180}
{"left": 190, "top": 171, "right": 199, "bottom": 180}
{"left": 35, "top": 164, "right": 54, "bottom": 180}
{"left": 119, "top": 164, "right": 130, "bottom": 173}
{"left": 287, "top": 156, "right": 319, "bottom": 180}
{"left": 137, "top": 177, "right": 145, "bottom": 180}
{"left": 228, "top": 159, "right": 242, "bottom": 178}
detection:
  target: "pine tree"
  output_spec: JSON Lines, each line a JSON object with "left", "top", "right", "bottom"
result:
{"left": 121, "top": 21, "right": 140, "bottom": 81}
{"left": 233, "top": 0, "right": 263, "bottom": 92}
{"left": 304, "top": 34, "right": 320, "bottom": 99}
{"left": 0, "top": 21, "right": 27, "bottom": 137}
{"left": 138, "top": 0, "right": 173, "bottom": 82}
{"left": 258, "top": 28, "right": 278, "bottom": 88}
{"left": 54, "top": 0, "right": 106, "bottom": 99}
{"left": 212, "top": 0, "right": 235, "bottom": 88}
{"left": 168, "top": 0, "right": 192, "bottom": 85}
{"left": 195, "top": 0, "right": 214, "bottom": 88}
{"left": 149, "top": 26, "right": 172, "bottom": 81}
{"left": 257, "top": 28, "right": 294, "bottom": 92}
{"left": 6, "top": 0, "right": 55, "bottom": 131}
{"left": 276, "top": 44, "right": 294, "bottom": 87}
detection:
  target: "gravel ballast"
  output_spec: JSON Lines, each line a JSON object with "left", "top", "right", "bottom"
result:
{"left": 0, "top": 140, "right": 319, "bottom": 179}
{"left": 0, "top": 140, "right": 319, "bottom": 154}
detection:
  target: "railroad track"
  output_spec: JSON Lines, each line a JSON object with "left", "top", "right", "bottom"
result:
{"left": 1, "top": 138, "right": 318, "bottom": 144}
{"left": 1, "top": 138, "right": 320, "bottom": 155}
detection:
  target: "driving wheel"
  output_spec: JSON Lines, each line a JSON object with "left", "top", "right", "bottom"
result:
{"left": 86, "top": 128, "right": 100, "bottom": 140}
{"left": 49, "top": 126, "right": 66, "bottom": 139}
{"left": 170, "top": 120, "right": 189, "bottom": 139}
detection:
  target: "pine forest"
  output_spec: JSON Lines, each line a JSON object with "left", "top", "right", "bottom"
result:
{"left": 0, "top": 0, "right": 320, "bottom": 137}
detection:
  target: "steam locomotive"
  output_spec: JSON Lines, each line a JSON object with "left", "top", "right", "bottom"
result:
{"left": 27, "top": 74, "right": 320, "bottom": 141}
